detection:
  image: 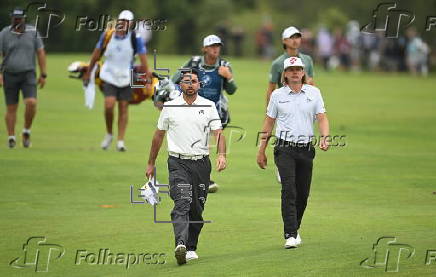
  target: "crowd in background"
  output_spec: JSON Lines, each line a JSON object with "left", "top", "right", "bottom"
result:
{"left": 127, "top": 16, "right": 432, "bottom": 77}
{"left": 253, "top": 20, "right": 431, "bottom": 76}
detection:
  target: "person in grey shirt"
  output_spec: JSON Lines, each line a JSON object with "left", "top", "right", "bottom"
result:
{"left": 257, "top": 57, "right": 330, "bottom": 249}
{"left": 0, "top": 7, "right": 47, "bottom": 148}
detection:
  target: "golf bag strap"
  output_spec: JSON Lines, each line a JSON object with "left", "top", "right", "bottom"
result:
{"left": 100, "top": 29, "right": 137, "bottom": 59}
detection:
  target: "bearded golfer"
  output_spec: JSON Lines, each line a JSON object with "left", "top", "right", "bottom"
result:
{"left": 257, "top": 57, "right": 329, "bottom": 249}
{"left": 146, "top": 68, "right": 227, "bottom": 265}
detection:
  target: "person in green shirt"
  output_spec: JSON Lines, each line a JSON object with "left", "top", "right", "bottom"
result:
{"left": 266, "top": 26, "right": 314, "bottom": 105}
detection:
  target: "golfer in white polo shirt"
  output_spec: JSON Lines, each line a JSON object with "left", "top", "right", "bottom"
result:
{"left": 257, "top": 57, "right": 330, "bottom": 249}
{"left": 146, "top": 68, "right": 227, "bottom": 265}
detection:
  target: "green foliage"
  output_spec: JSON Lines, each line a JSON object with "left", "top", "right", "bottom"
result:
{"left": 1, "top": 0, "right": 435, "bottom": 55}
{"left": 318, "top": 7, "right": 349, "bottom": 29}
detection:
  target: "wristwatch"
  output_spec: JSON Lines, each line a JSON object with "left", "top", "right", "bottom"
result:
{"left": 41, "top": 73, "right": 47, "bottom": 79}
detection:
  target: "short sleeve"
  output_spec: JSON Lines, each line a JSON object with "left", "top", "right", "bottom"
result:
{"left": 314, "top": 92, "right": 326, "bottom": 114}
{"left": 35, "top": 32, "right": 44, "bottom": 49}
{"left": 266, "top": 93, "right": 278, "bottom": 118}
{"left": 157, "top": 107, "right": 169, "bottom": 130}
{"left": 135, "top": 36, "right": 146, "bottom": 54}
{"left": 95, "top": 32, "right": 106, "bottom": 49}
{"left": 209, "top": 106, "right": 222, "bottom": 131}
{"left": 306, "top": 56, "right": 314, "bottom": 78}
{"left": 269, "top": 62, "right": 279, "bottom": 84}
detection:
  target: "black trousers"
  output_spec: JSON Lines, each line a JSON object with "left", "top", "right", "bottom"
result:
{"left": 168, "top": 156, "right": 211, "bottom": 251}
{"left": 274, "top": 142, "right": 315, "bottom": 239}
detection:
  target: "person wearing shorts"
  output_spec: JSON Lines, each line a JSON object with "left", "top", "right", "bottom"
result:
{"left": 83, "top": 10, "right": 151, "bottom": 151}
{"left": 0, "top": 7, "right": 47, "bottom": 148}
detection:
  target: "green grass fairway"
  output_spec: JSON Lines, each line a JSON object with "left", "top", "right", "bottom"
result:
{"left": 1, "top": 54, "right": 435, "bottom": 277}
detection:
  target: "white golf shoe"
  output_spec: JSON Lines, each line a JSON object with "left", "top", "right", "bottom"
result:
{"left": 8, "top": 136, "right": 16, "bottom": 149}
{"left": 284, "top": 237, "right": 298, "bottom": 249}
{"left": 116, "top": 140, "right": 127, "bottom": 152}
{"left": 101, "top": 134, "right": 113, "bottom": 150}
{"left": 208, "top": 182, "right": 219, "bottom": 193}
{"left": 296, "top": 233, "right": 302, "bottom": 246}
{"left": 186, "top": 251, "right": 199, "bottom": 261}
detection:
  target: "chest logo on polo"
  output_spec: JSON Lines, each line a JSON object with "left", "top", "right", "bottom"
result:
{"left": 198, "top": 110, "right": 205, "bottom": 115}
{"left": 279, "top": 100, "right": 290, "bottom": 103}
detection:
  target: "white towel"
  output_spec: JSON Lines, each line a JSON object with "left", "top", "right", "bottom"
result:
{"left": 140, "top": 177, "right": 160, "bottom": 206}
{"left": 83, "top": 65, "right": 97, "bottom": 109}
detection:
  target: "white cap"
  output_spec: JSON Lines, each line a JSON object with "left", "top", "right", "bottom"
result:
{"left": 203, "top": 35, "right": 223, "bottom": 47}
{"left": 283, "top": 57, "right": 305, "bottom": 69}
{"left": 118, "top": 10, "right": 134, "bottom": 21}
{"left": 282, "top": 26, "right": 301, "bottom": 39}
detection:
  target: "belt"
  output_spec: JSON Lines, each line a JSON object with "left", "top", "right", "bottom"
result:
{"left": 276, "top": 139, "right": 312, "bottom": 148}
{"left": 169, "top": 152, "right": 208, "bottom": 160}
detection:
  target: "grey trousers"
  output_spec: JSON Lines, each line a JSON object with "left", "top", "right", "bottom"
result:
{"left": 168, "top": 155, "right": 211, "bottom": 251}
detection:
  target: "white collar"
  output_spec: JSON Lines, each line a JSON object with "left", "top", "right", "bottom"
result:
{"left": 174, "top": 94, "right": 203, "bottom": 105}
{"left": 284, "top": 85, "right": 315, "bottom": 101}
{"left": 285, "top": 85, "right": 306, "bottom": 94}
